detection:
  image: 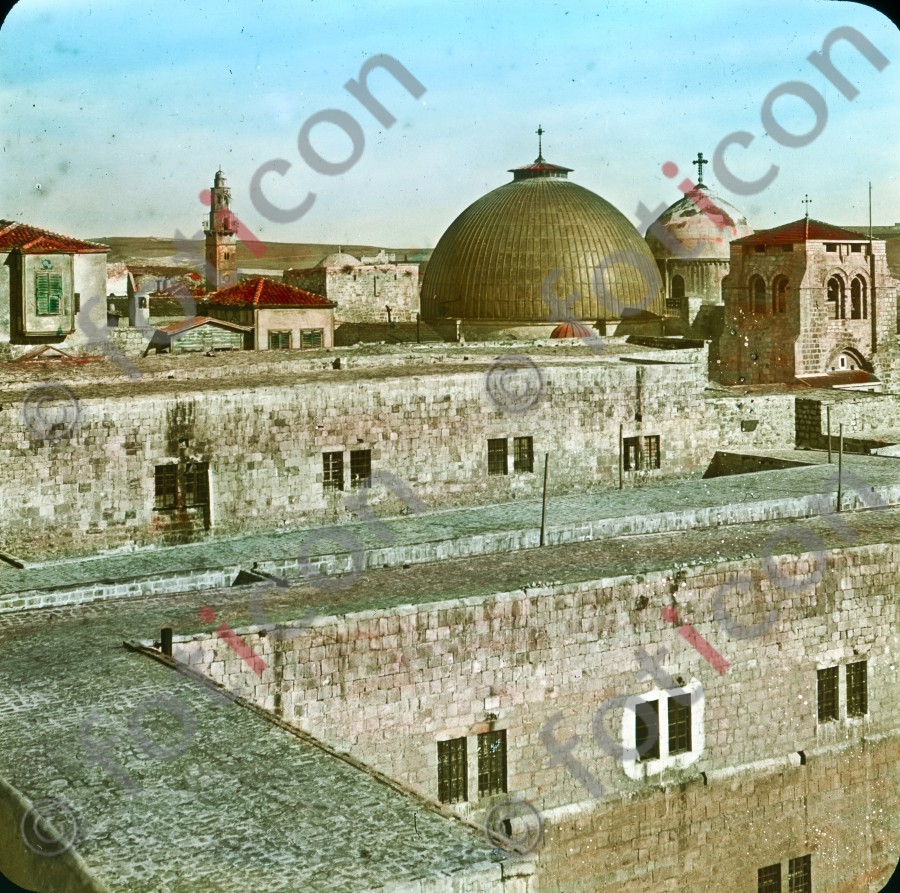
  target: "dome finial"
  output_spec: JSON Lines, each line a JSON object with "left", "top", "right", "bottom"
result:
{"left": 692, "top": 152, "right": 708, "bottom": 186}
{"left": 536, "top": 124, "right": 544, "bottom": 163}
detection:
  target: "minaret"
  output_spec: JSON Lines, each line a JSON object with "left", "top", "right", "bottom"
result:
{"left": 204, "top": 169, "right": 237, "bottom": 289}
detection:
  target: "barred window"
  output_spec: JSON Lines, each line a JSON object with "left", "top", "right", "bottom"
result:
{"left": 513, "top": 436, "right": 533, "bottom": 474}
{"left": 487, "top": 438, "right": 508, "bottom": 476}
{"left": 623, "top": 436, "right": 641, "bottom": 471}
{"left": 183, "top": 462, "right": 210, "bottom": 508}
{"left": 477, "top": 730, "right": 507, "bottom": 797}
{"left": 323, "top": 451, "right": 344, "bottom": 491}
{"left": 817, "top": 666, "right": 839, "bottom": 722}
{"left": 758, "top": 863, "right": 781, "bottom": 893}
{"left": 438, "top": 737, "right": 467, "bottom": 804}
{"left": 846, "top": 660, "right": 867, "bottom": 717}
{"left": 635, "top": 699, "right": 660, "bottom": 761}
{"left": 154, "top": 465, "right": 177, "bottom": 510}
{"left": 301, "top": 329, "right": 324, "bottom": 349}
{"left": 268, "top": 331, "right": 291, "bottom": 350}
{"left": 349, "top": 449, "right": 371, "bottom": 489}
{"left": 668, "top": 692, "right": 692, "bottom": 754}
{"left": 35, "top": 272, "right": 63, "bottom": 315}
{"left": 643, "top": 435, "right": 661, "bottom": 470}
{"left": 788, "top": 855, "right": 811, "bottom": 893}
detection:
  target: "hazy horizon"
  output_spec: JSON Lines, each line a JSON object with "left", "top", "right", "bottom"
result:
{"left": 2, "top": 0, "right": 898, "bottom": 249}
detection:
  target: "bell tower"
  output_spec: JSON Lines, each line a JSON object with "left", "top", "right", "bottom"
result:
{"left": 204, "top": 169, "right": 238, "bottom": 290}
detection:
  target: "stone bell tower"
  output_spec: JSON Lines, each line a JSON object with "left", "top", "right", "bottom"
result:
{"left": 204, "top": 169, "right": 238, "bottom": 290}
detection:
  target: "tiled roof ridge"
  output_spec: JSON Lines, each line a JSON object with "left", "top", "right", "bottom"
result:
{"left": 0, "top": 219, "right": 109, "bottom": 252}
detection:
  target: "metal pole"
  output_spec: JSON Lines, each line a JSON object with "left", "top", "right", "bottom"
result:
{"left": 837, "top": 424, "right": 844, "bottom": 513}
{"left": 540, "top": 453, "right": 549, "bottom": 547}
{"left": 618, "top": 423, "right": 624, "bottom": 490}
{"left": 826, "top": 405, "right": 832, "bottom": 462}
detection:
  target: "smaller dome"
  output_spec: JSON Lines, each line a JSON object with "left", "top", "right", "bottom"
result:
{"left": 318, "top": 251, "right": 360, "bottom": 268}
{"left": 645, "top": 184, "right": 752, "bottom": 260}
{"left": 551, "top": 321, "right": 594, "bottom": 339}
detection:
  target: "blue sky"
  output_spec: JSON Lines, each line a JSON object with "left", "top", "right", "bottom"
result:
{"left": 1, "top": 0, "right": 897, "bottom": 247}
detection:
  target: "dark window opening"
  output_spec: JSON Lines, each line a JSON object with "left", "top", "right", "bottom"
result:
{"left": 268, "top": 331, "right": 291, "bottom": 350}
{"left": 438, "top": 737, "right": 467, "bottom": 804}
{"left": 846, "top": 660, "right": 867, "bottom": 717}
{"left": 666, "top": 275, "right": 684, "bottom": 317}
{"left": 643, "top": 435, "right": 660, "bottom": 469}
{"left": 751, "top": 275, "right": 767, "bottom": 315}
{"left": 817, "top": 666, "right": 839, "bottom": 722}
{"left": 154, "top": 465, "right": 178, "bottom": 510}
{"left": 477, "top": 730, "right": 507, "bottom": 797}
{"left": 323, "top": 451, "right": 344, "bottom": 491}
{"left": 788, "top": 855, "right": 811, "bottom": 893}
{"left": 773, "top": 276, "right": 789, "bottom": 314}
{"left": 826, "top": 277, "right": 845, "bottom": 320}
{"left": 635, "top": 699, "right": 660, "bottom": 761}
{"left": 35, "top": 272, "right": 63, "bottom": 315}
{"left": 349, "top": 449, "right": 372, "bottom": 489}
{"left": 623, "top": 435, "right": 640, "bottom": 472}
{"left": 668, "top": 692, "right": 692, "bottom": 754}
{"left": 488, "top": 438, "right": 508, "bottom": 476}
{"left": 758, "top": 863, "right": 781, "bottom": 893}
{"left": 513, "top": 436, "right": 534, "bottom": 473}
{"left": 850, "top": 277, "right": 867, "bottom": 320}
{"left": 825, "top": 243, "right": 837, "bottom": 253}
{"left": 183, "top": 462, "right": 210, "bottom": 508}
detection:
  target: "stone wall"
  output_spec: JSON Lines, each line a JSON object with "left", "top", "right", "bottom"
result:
{"left": 173, "top": 541, "right": 899, "bottom": 893}
{"left": 0, "top": 356, "right": 798, "bottom": 559}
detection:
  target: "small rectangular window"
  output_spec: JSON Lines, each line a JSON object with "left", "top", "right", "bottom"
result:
{"left": 513, "top": 436, "right": 534, "bottom": 474}
{"left": 268, "top": 331, "right": 291, "bottom": 350}
{"left": 846, "top": 660, "right": 867, "bottom": 717}
{"left": 643, "top": 435, "right": 660, "bottom": 469}
{"left": 349, "top": 449, "right": 371, "bottom": 489}
{"left": 758, "top": 863, "right": 781, "bottom": 893}
{"left": 825, "top": 243, "right": 837, "bottom": 253}
{"left": 668, "top": 692, "right": 692, "bottom": 754}
{"left": 301, "top": 329, "right": 324, "bottom": 349}
{"left": 635, "top": 699, "right": 660, "bottom": 761}
{"left": 477, "top": 730, "right": 507, "bottom": 797}
{"left": 323, "top": 451, "right": 344, "bottom": 491}
{"left": 183, "top": 462, "right": 210, "bottom": 508}
{"left": 755, "top": 245, "right": 766, "bottom": 253}
{"left": 35, "top": 272, "right": 63, "bottom": 315}
{"left": 154, "top": 465, "right": 177, "bottom": 510}
{"left": 487, "top": 438, "right": 508, "bottom": 476}
{"left": 781, "top": 245, "right": 792, "bottom": 253}
{"left": 438, "top": 737, "right": 468, "bottom": 804}
{"left": 788, "top": 855, "right": 811, "bottom": 893}
{"left": 817, "top": 666, "right": 839, "bottom": 722}
{"left": 623, "top": 435, "right": 641, "bottom": 472}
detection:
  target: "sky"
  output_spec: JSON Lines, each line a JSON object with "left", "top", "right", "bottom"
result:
{"left": 0, "top": 0, "right": 898, "bottom": 248}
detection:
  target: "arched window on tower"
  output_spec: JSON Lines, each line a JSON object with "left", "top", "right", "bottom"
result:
{"left": 826, "top": 276, "right": 845, "bottom": 320}
{"left": 750, "top": 275, "right": 767, "bottom": 315}
{"left": 772, "top": 276, "right": 789, "bottom": 314}
{"left": 667, "top": 274, "right": 685, "bottom": 317}
{"left": 850, "top": 276, "right": 867, "bottom": 319}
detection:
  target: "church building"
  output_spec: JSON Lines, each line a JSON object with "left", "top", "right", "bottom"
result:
{"left": 715, "top": 212, "right": 898, "bottom": 386}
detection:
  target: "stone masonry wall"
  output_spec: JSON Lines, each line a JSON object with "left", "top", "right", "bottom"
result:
{"left": 174, "top": 542, "right": 898, "bottom": 892}
{"left": 0, "top": 358, "right": 796, "bottom": 559}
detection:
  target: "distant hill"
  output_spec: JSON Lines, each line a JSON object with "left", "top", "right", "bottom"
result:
{"left": 92, "top": 237, "right": 432, "bottom": 271}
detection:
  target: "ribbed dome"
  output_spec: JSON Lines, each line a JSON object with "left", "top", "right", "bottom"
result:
{"left": 421, "top": 160, "right": 663, "bottom": 321}
{"left": 645, "top": 184, "right": 752, "bottom": 260}
{"left": 551, "top": 320, "right": 594, "bottom": 339}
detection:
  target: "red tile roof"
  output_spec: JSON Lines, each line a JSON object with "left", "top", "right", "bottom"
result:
{"left": 550, "top": 321, "right": 594, "bottom": 339}
{"left": 733, "top": 218, "right": 869, "bottom": 247}
{"left": 205, "top": 277, "right": 333, "bottom": 307}
{"left": 0, "top": 220, "right": 108, "bottom": 254}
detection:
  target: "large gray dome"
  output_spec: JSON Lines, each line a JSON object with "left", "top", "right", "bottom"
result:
{"left": 421, "top": 158, "right": 663, "bottom": 322}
